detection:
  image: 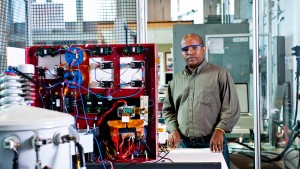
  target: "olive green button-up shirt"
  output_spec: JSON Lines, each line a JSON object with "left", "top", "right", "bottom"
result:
{"left": 162, "top": 60, "right": 240, "bottom": 137}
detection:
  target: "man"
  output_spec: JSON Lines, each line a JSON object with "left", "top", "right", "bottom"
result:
{"left": 162, "top": 33, "right": 240, "bottom": 168}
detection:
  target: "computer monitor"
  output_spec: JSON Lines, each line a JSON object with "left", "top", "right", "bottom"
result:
{"left": 232, "top": 83, "right": 254, "bottom": 132}
{"left": 235, "top": 83, "right": 249, "bottom": 114}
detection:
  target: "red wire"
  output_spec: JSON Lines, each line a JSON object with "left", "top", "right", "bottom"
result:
{"left": 97, "top": 99, "right": 127, "bottom": 126}
{"left": 121, "top": 138, "right": 135, "bottom": 159}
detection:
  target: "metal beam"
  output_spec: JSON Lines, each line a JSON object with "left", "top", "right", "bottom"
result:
{"left": 253, "top": 0, "right": 261, "bottom": 168}
{"left": 136, "top": 0, "right": 147, "bottom": 43}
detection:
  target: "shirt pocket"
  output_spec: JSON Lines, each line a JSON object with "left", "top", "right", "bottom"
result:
{"left": 197, "top": 91, "right": 217, "bottom": 104}
{"left": 196, "top": 91, "right": 219, "bottom": 125}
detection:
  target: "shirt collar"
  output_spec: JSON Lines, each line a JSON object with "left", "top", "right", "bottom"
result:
{"left": 184, "top": 59, "right": 207, "bottom": 75}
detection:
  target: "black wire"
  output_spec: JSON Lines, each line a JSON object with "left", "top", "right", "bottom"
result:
{"left": 286, "top": 148, "right": 300, "bottom": 160}
{"left": 284, "top": 148, "right": 300, "bottom": 169}
{"left": 231, "top": 121, "right": 299, "bottom": 163}
{"left": 154, "top": 150, "right": 173, "bottom": 163}
{"left": 233, "top": 141, "right": 255, "bottom": 151}
{"left": 262, "top": 128, "right": 297, "bottom": 162}
{"left": 284, "top": 158, "right": 297, "bottom": 169}
{"left": 233, "top": 131, "right": 298, "bottom": 163}
{"left": 294, "top": 60, "right": 300, "bottom": 125}
{"left": 237, "top": 151, "right": 273, "bottom": 162}
{"left": 148, "top": 98, "right": 154, "bottom": 107}
{"left": 75, "top": 142, "right": 86, "bottom": 168}
{"left": 157, "top": 156, "right": 174, "bottom": 163}
{"left": 10, "top": 66, "right": 41, "bottom": 87}
{"left": 12, "top": 150, "right": 19, "bottom": 169}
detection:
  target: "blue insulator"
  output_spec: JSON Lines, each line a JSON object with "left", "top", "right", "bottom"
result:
{"left": 64, "top": 70, "right": 83, "bottom": 88}
{"left": 64, "top": 47, "right": 85, "bottom": 66}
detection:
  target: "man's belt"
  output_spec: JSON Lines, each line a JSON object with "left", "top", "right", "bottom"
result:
{"left": 181, "top": 135, "right": 212, "bottom": 143}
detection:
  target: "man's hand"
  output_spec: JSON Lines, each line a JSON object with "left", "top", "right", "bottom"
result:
{"left": 168, "top": 130, "right": 181, "bottom": 148}
{"left": 210, "top": 129, "right": 224, "bottom": 153}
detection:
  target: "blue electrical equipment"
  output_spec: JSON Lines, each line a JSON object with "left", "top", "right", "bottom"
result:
{"left": 64, "top": 47, "right": 85, "bottom": 66}
{"left": 64, "top": 70, "right": 83, "bottom": 88}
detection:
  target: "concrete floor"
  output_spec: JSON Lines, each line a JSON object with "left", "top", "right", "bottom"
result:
{"left": 228, "top": 142, "right": 295, "bottom": 169}
{"left": 229, "top": 153, "right": 284, "bottom": 169}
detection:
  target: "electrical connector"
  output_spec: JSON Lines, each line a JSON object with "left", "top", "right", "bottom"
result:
{"left": 100, "top": 62, "right": 114, "bottom": 69}
{"left": 129, "top": 61, "right": 144, "bottom": 69}
{"left": 55, "top": 66, "right": 65, "bottom": 78}
{"left": 3, "top": 136, "right": 20, "bottom": 150}
{"left": 35, "top": 47, "right": 56, "bottom": 57}
{"left": 130, "top": 80, "right": 144, "bottom": 87}
{"left": 38, "top": 66, "right": 46, "bottom": 78}
{"left": 123, "top": 45, "right": 143, "bottom": 55}
{"left": 92, "top": 46, "right": 112, "bottom": 55}
{"left": 99, "top": 81, "right": 113, "bottom": 88}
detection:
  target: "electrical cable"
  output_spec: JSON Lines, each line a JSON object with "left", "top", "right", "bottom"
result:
{"left": 272, "top": 120, "right": 290, "bottom": 144}
{"left": 38, "top": 88, "right": 45, "bottom": 108}
{"left": 232, "top": 127, "right": 298, "bottom": 163}
{"left": 96, "top": 63, "right": 128, "bottom": 86}
{"left": 91, "top": 132, "right": 107, "bottom": 169}
{"left": 110, "top": 88, "right": 121, "bottom": 96}
{"left": 294, "top": 55, "right": 300, "bottom": 125}
{"left": 94, "top": 66, "right": 101, "bottom": 82}
{"left": 74, "top": 94, "right": 80, "bottom": 129}
{"left": 283, "top": 148, "right": 300, "bottom": 169}
{"left": 83, "top": 48, "right": 100, "bottom": 64}
{"left": 75, "top": 115, "right": 96, "bottom": 121}
{"left": 285, "top": 148, "right": 300, "bottom": 160}
{"left": 44, "top": 82, "right": 62, "bottom": 90}
{"left": 9, "top": 66, "right": 41, "bottom": 87}
{"left": 148, "top": 98, "right": 154, "bottom": 107}
{"left": 97, "top": 99, "right": 127, "bottom": 125}
{"left": 262, "top": 125, "right": 298, "bottom": 162}
{"left": 116, "top": 66, "right": 130, "bottom": 85}
{"left": 237, "top": 151, "right": 273, "bottom": 162}
{"left": 142, "top": 127, "right": 151, "bottom": 152}
{"left": 284, "top": 158, "right": 297, "bottom": 169}
{"left": 111, "top": 89, "right": 142, "bottom": 100}
{"left": 61, "top": 84, "right": 68, "bottom": 113}
{"left": 61, "top": 82, "right": 142, "bottom": 100}
{"left": 233, "top": 141, "right": 255, "bottom": 151}
{"left": 12, "top": 149, "right": 19, "bottom": 169}
{"left": 154, "top": 150, "right": 173, "bottom": 163}
{"left": 75, "top": 142, "right": 86, "bottom": 169}
{"left": 41, "top": 78, "right": 47, "bottom": 88}
{"left": 115, "top": 49, "right": 118, "bottom": 60}
{"left": 121, "top": 136, "right": 135, "bottom": 159}
{"left": 47, "top": 69, "right": 56, "bottom": 77}
{"left": 77, "top": 84, "right": 88, "bottom": 128}
{"left": 106, "top": 160, "right": 114, "bottom": 169}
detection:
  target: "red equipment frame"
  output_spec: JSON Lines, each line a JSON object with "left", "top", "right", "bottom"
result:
{"left": 25, "top": 43, "right": 158, "bottom": 160}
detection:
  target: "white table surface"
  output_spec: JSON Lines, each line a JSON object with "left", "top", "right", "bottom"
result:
{"left": 155, "top": 148, "right": 228, "bottom": 169}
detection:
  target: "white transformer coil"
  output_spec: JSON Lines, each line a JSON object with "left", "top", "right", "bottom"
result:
{"left": 0, "top": 74, "right": 24, "bottom": 110}
{"left": 17, "top": 64, "right": 36, "bottom": 104}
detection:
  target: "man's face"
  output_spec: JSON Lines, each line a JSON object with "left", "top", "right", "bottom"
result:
{"left": 181, "top": 36, "right": 206, "bottom": 70}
